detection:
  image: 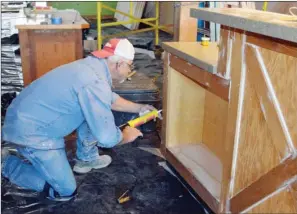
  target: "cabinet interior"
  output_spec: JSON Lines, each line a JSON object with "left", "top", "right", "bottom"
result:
{"left": 165, "top": 66, "right": 228, "bottom": 202}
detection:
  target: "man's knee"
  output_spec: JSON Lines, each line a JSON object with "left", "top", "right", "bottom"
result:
{"left": 59, "top": 179, "right": 77, "bottom": 197}
{"left": 46, "top": 176, "right": 77, "bottom": 199}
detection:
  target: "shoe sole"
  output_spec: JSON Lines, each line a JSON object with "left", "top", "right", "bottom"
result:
{"left": 73, "top": 162, "right": 111, "bottom": 174}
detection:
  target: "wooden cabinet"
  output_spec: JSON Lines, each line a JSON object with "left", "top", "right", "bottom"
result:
{"left": 16, "top": 11, "right": 89, "bottom": 86}
{"left": 161, "top": 8, "right": 297, "bottom": 213}
{"left": 161, "top": 42, "right": 229, "bottom": 212}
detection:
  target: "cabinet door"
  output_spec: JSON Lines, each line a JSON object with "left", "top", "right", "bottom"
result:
{"left": 19, "top": 29, "right": 83, "bottom": 86}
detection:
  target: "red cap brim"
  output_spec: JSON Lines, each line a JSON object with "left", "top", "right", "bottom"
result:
{"left": 92, "top": 49, "right": 114, "bottom": 58}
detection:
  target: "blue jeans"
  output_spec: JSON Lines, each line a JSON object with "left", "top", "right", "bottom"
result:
{"left": 76, "top": 122, "right": 100, "bottom": 162}
{"left": 2, "top": 147, "right": 77, "bottom": 199}
{"left": 2, "top": 122, "right": 99, "bottom": 199}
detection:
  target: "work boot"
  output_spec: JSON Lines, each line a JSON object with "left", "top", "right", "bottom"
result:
{"left": 73, "top": 155, "right": 112, "bottom": 174}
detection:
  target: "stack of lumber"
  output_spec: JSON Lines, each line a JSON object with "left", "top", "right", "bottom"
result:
{"left": 114, "top": 2, "right": 146, "bottom": 30}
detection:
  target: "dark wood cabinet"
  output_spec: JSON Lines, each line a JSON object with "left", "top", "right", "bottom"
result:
{"left": 16, "top": 13, "right": 89, "bottom": 86}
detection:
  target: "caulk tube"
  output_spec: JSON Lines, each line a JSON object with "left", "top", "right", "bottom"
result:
{"left": 119, "top": 109, "right": 161, "bottom": 130}
{"left": 127, "top": 109, "right": 159, "bottom": 128}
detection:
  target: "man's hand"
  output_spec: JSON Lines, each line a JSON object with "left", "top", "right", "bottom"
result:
{"left": 138, "top": 104, "right": 156, "bottom": 114}
{"left": 120, "top": 126, "right": 143, "bottom": 145}
{"left": 111, "top": 96, "right": 157, "bottom": 114}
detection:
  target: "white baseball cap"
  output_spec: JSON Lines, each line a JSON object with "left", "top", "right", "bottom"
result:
{"left": 92, "top": 38, "right": 135, "bottom": 60}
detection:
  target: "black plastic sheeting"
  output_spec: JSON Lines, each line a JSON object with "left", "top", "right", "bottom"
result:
{"left": 1, "top": 92, "right": 17, "bottom": 125}
{"left": 1, "top": 34, "right": 24, "bottom": 95}
{"left": 1, "top": 33, "right": 24, "bottom": 126}
{"left": 2, "top": 138, "right": 211, "bottom": 214}
{"left": 87, "top": 19, "right": 173, "bottom": 51}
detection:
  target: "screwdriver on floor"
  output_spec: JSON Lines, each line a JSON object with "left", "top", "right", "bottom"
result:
{"left": 117, "top": 110, "right": 162, "bottom": 204}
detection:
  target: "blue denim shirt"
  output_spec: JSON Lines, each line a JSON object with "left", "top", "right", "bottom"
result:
{"left": 2, "top": 56, "right": 123, "bottom": 150}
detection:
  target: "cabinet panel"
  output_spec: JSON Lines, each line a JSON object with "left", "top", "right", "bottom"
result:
{"left": 164, "top": 65, "right": 228, "bottom": 212}
{"left": 233, "top": 75, "right": 281, "bottom": 196}
{"left": 248, "top": 187, "right": 297, "bottom": 213}
{"left": 165, "top": 66, "right": 205, "bottom": 148}
{"left": 19, "top": 29, "right": 83, "bottom": 86}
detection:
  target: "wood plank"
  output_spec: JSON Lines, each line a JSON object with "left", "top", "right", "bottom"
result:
{"left": 245, "top": 45, "right": 294, "bottom": 157}
{"left": 169, "top": 55, "right": 229, "bottom": 101}
{"left": 247, "top": 32, "right": 297, "bottom": 58}
{"left": 247, "top": 186, "right": 297, "bottom": 213}
{"left": 169, "top": 144, "right": 223, "bottom": 201}
{"left": 230, "top": 156, "right": 297, "bottom": 212}
{"left": 217, "top": 26, "right": 230, "bottom": 78}
{"left": 18, "top": 29, "right": 33, "bottom": 86}
{"left": 290, "top": 180, "right": 297, "bottom": 202}
{"left": 160, "top": 52, "right": 169, "bottom": 155}
{"left": 159, "top": 2, "right": 174, "bottom": 34}
{"left": 232, "top": 70, "right": 281, "bottom": 196}
{"left": 219, "top": 31, "right": 243, "bottom": 212}
{"left": 173, "top": 2, "right": 198, "bottom": 42}
{"left": 165, "top": 66, "right": 205, "bottom": 148}
{"left": 165, "top": 148, "right": 219, "bottom": 212}
{"left": 258, "top": 47, "right": 297, "bottom": 150}
{"left": 30, "top": 30, "right": 37, "bottom": 83}
{"left": 202, "top": 90, "right": 228, "bottom": 163}
{"left": 74, "top": 30, "right": 83, "bottom": 59}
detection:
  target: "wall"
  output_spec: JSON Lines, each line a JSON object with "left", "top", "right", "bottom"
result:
{"left": 255, "top": 2, "right": 297, "bottom": 14}
{"left": 49, "top": 2, "right": 117, "bottom": 16}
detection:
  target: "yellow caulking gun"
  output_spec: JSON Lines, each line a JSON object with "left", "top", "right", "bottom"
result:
{"left": 118, "top": 109, "right": 163, "bottom": 131}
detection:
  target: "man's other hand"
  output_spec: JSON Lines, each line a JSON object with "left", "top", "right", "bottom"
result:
{"left": 121, "top": 126, "right": 143, "bottom": 144}
{"left": 139, "top": 104, "right": 156, "bottom": 114}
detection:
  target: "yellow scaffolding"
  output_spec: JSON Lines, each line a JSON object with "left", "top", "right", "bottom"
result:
{"left": 97, "top": 2, "right": 170, "bottom": 50}
{"left": 262, "top": 1, "right": 268, "bottom": 11}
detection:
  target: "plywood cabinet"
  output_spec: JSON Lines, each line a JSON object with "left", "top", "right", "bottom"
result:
{"left": 162, "top": 8, "right": 297, "bottom": 213}
{"left": 161, "top": 42, "right": 229, "bottom": 212}
{"left": 16, "top": 11, "right": 89, "bottom": 86}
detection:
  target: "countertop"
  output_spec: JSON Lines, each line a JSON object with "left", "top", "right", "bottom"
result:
{"left": 161, "top": 42, "right": 218, "bottom": 73}
{"left": 15, "top": 10, "right": 89, "bottom": 30}
{"left": 190, "top": 8, "right": 297, "bottom": 43}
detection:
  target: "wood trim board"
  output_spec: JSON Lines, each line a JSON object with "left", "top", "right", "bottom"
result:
{"left": 160, "top": 52, "right": 169, "bottom": 156}
{"left": 230, "top": 156, "right": 297, "bottom": 213}
{"left": 18, "top": 29, "right": 34, "bottom": 86}
{"left": 246, "top": 32, "right": 297, "bottom": 58}
{"left": 245, "top": 44, "right": 294, "bottom": 157}
{"left": 169, "top": 54, "right": 229, "bottom": 101}
{"left": 165, "top": 148, "right": 219, "bottom": 212}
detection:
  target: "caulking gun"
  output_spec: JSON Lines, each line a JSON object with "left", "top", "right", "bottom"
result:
{"left": 118, "top": 109, "right": 163, "bottom": 131}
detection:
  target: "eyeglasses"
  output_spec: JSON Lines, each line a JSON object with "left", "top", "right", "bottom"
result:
{"left": 126, "top": 63, "right": 134, "bottom": 71}
{"left": 116, "top": 61, "right": 134, "bottom": 72}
